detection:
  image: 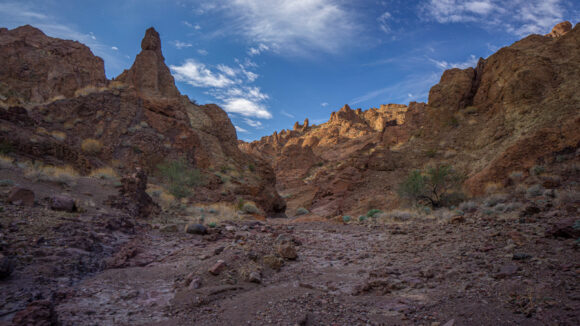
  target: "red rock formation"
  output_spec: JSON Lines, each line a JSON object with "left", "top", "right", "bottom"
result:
{"left": 116, "top": 28, "right": 180, "bottom": 98}
{"left": 546, "top": 21, "right": 572, "bottom": 38}
{"left": 0, "top": 25, "right": 106, "bottom": 105}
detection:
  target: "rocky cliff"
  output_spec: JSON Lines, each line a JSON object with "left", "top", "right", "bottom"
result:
{"left": 241, "top": 22, "right": 580, "bottom": 217}
{"left": 0, "top": 26, "right": 285, "bottom": 215}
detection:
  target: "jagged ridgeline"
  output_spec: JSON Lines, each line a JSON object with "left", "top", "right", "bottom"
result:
{"left": 0, "top": 26, "right": 285, "bottom": 215}
{"left": 240, "top": 22, "right": 580, "bottom": 218}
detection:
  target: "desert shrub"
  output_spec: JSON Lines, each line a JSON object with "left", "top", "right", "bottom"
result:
{"left": 526, "top": 184, "right": 544, "bottom": 198}
{"left": 464, "top": 106, "right": 478, "bottom": 114}
{"left": 397, "top": 164, "right": 464, "bottom": 208}
{"left": 157, "top": 158, "right": 203, "bottom": 199}
{"left": 530, "top": 165, "right": 545, "bottom": 176}
{"left": 508, "top": 171, "right": 524, "bottom": 182}
{"left": 24, "top": 162, "right": 79, "bottom": 187}
{"left": 385, "top": 210, "right": 417, "bottom": 221}
{"left": 248, "top": 163, "right": 255, "bottom": 172}
{"left": 367, "top": 209, "right": 383, "bottom": 218}
{"left": 0, "top": 141, "right": 14, "bottom": 154}
{"left": 358, "top": 215, "right": 367, "bottom": 222}
{"left": 425, "top": 148, "right": 437, "bottom": 158}
{"left": 458, "top": 200, "right": 478, "bottom": 213}
{"left": 296, "top": 207, "right": 309, "bottom": 216}
{"left": 74, "top": 86, "right": 99, "bottom": 97}
{"left": 241, "top": 202, "right": 259, "bottom": 214}
{"left": 81, "top": 138, "right": 103, "bottom": 154}
{"left": 208, "top": 222, "right": 217, "bottom": 228}
{"left": 484, "top": 194, "right": 509, "bottom": 207}
{"left": 236, "top": 198, "right": 245, "bottom": 211}
{"left": 342, "top": 215, "right": 351, "bottom": 223}
{"left": 432, "top": 208, "right": 455, "bottom": 220}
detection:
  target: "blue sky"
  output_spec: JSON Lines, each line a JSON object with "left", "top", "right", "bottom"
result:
{"left": 1, "top": 0, "right": 578, "bottom": 140}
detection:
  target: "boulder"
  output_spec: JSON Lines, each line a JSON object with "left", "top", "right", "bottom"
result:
{"left": 208, "top": 260, "right": 227, "bottom": 275}
{"left": 0, "top": 253, "right": 14, "bottom": 279}
{"left": 8, "top": 187, "right": 35, "bottom": 207}
{"left": 185, "top": 223, "right": 207, "bottom": 235}
{"left": 50, "top": 195, "right": 77, "bottom": 212}
{"left": 277, "top": 243, "right": 298, "bottom": 260}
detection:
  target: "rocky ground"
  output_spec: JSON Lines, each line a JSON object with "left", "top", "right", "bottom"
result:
{"left": 1, "top": 191, "right": 579, "bottom": 325}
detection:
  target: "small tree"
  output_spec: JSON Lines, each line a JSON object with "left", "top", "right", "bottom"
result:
{"left": 397, "top": 164, "right": 463, "bottom": 208}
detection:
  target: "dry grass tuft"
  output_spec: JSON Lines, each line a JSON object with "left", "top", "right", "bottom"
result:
{"left": 81, "top": 138, "right": 103, "bottom": 154}
{"left": 89, "top": 166, "right": 118, "bottom": 180}
{"left": 74, "top": 86, "right": 100, "bottom": 97}
{"left": 50, "top": 130, "right": 67, "bottom": 141}
{"left": 23, "top": 161, "right": 79, "bottom": 186}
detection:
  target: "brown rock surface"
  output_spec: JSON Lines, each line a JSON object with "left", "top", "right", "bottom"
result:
{"left": 546, "top": 21, "right": 573, "bottom": 38}
{"left": 7, "top": 187, "right": 35, "bottom": 207}
{"left": 0, "top": 25, "right": 106, "bottom": 105}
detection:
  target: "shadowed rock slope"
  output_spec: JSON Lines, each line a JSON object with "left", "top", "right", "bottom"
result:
{"left": 241, "top": 22, "right": 580, "bottom": 218}
{"left": 0, "top": 25, "right": 285, "bottom": 215}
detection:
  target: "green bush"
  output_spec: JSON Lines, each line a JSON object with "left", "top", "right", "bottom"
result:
{"left": 397, "top": 164, "right": 464, "bottom": 208}
{"left": 157, "top": 158, "right": 202, "bottom": 199}
{"left": 242, "top": 202, "right": 260, "bottom": 214}
{"left": 530, "top": 165, "right": 545, "bottom": 176}
{"left": 342, "top": 215, "right": 351, "bottom": 223}
{"left": 358, "top": 215, "right": 367, "bottom": 222}
{"left": 296, "top": 207, "right": 309, "bottom": 216}
{"left": 367, "top": 209, "right": 383, "bottom": 218}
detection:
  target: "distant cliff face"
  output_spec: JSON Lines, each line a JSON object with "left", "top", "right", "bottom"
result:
{"left": 0, "top": 26, "right": 285, "bottom": 215}
{"left": 0, "top": 25, "right": 107, "bottom": 105}
{"left": 241, "top": 22, "right": 580, "bottom": 218}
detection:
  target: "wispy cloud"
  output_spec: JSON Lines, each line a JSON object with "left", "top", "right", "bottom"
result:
{"left": 197, "top": 49, "right": 208, "bottom": 55}
{"left": 428, "top": 54, "right": 479, "bottom": 70}
{"left": 173, "top": 40, "right": 193, "bottom": 49}
{"left": 377, "top": 11, "right": 392, "bottom": 33}
{"left": 351, "top": 72, "right": 440, "bottom": 105}
{"left": 243, "top": 118, "right": 263, "bottom": 128}
{"left": 280, "top": 110, "right": 294, "bottom": 118}
{"left": 419, "top": 0, "right": 574, "bottom": 36}
{"left": 320, "top": 102, "right": 329, "bottom": 107}
{"left": 195, "top": 0, "right": 361, "bottom": 56}
{"left": 248, "top": 43, "right": 269, "bottom": 56}
{"left": 235, "top": 125, "right": 249, "bottom": 133}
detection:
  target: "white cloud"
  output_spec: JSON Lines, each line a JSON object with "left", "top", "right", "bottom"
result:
{"left": 243, "top": 118, "right": 262, "bottom": 128}
{"left": 420, "top": 0, "right": 572, "bottom": 36}
{"left": 223, "top": 98, "right": 272, "bottom": 119}
{"left": 351, "top": 72, "right": 440, "bottom": 105}
{"left": 428, "top": 54, "right": 479, "bottom": 70}
{"left": 174, "top": 40, "right": 193, "bottom": 49}
{"left": 111, "top": 46, "right": 118, "bottom": 51}
{"left": 197, "top": 49, "right": 208, "bottom": 55}
{"left": 171, "top": 58, "right": 271, "bottom": 119}
{"left": 235, "top": 125, "right": 249, "bottom": 133}
{"left": 171, "top": 59, "right": 235, "bottom": 88}
{"left": 201, "top": 0, "right": 361, "bottom": 56}
{"left": 280, "top": 110, "right": 294, "bottom": 118}
{"left": 377, "top": 11, "right": 392, "bottom": 34}
{"left": 320, "top": 102, "right": 329, "bottom": 107}
{"left": 248, "top": 43, "right": 269, "bottom": 56}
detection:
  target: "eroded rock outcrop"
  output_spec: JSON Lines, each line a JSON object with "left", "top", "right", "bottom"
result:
{"left": 116, "top": 28, "right": 180, "bottom": 98}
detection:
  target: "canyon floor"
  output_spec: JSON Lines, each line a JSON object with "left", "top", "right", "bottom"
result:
{"left": 1, "top": 170, "right": 579, "bottom": 326}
